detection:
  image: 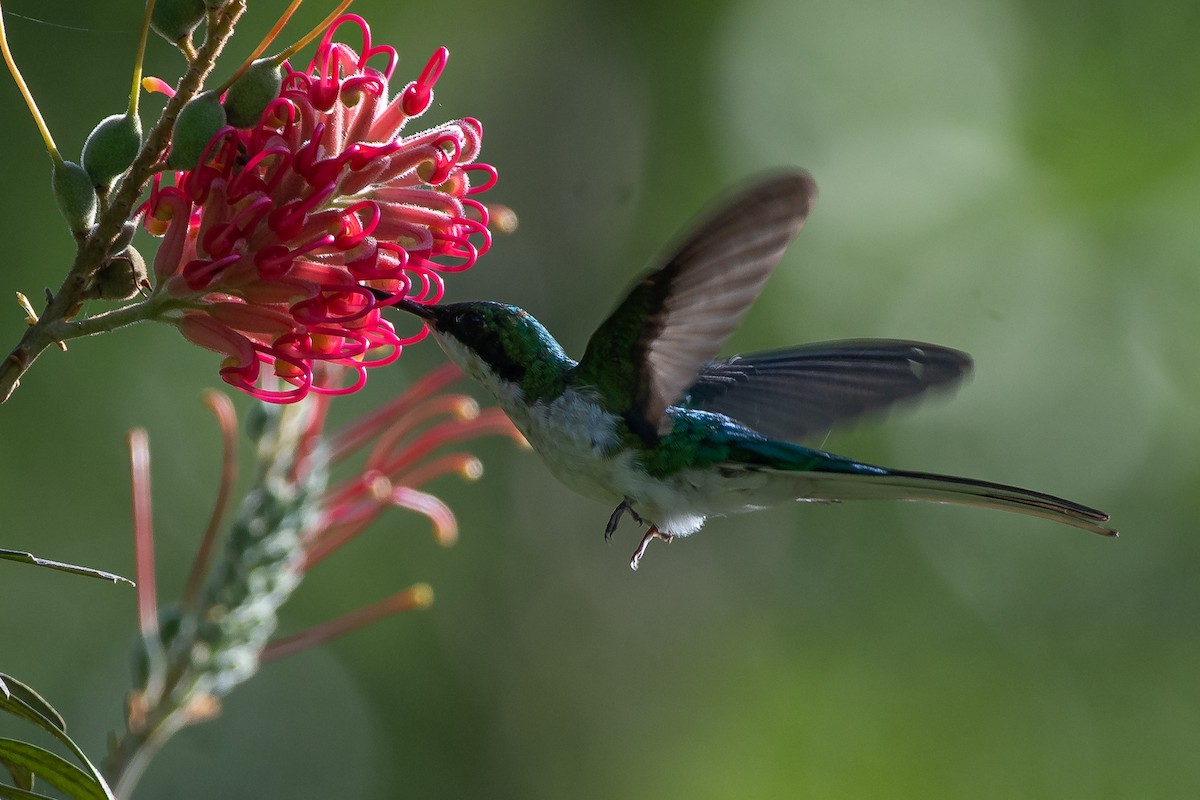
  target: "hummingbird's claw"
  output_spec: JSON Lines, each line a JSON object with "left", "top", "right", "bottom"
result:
{"left": 629, "top": 526, "right": 673, "bottom": 571}
{"left": 605, "top": 498, "right": 644, "bottom": 541}
{"left": 604, "top": 503, "right": 624, "bottom": 541}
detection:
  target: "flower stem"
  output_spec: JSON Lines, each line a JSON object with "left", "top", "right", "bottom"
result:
{"left": 181, "top": 390, "right": 240, "bottom": 611}
{"left": 214, "top": 0, "right": 302, "bottom": 93}
{"left": 109, "top": 700, "right": 203, "bottom": 800}
{"left": 260, "top": 584, "right": 434, "bottom": 663}
{"left": 128, "top": 0, "right": 157, "bottom": 119}
{"left": 0, "top": 0, "right": 63, "bottom": 164}
{"left": 105, "top": 399, "right": 319, "bottom": 798}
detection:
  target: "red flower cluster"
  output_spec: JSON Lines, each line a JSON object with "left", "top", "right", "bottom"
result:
{"left": 144, "top": 16, "right": 495, "bottom": 402}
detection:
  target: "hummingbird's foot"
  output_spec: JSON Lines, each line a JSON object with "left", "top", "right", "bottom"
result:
{"left": 629, "top": 526, "right": 673, "bottom": 571}
{"left": 605, "top": 498, "right": 644, "bottom": 541}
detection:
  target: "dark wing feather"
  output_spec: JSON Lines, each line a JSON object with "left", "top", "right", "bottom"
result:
{"left": 574, "top": 170, "right": 817, "bottom": 442}
{"left": 786, "top": 469, "right": 1115, "bottom": 536}
{"left": 684, "top": 339, "right": 973, "bottom": 442}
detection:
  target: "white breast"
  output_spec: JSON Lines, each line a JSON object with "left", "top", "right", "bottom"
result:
{"left": 435, "top": 332, "right": 791, "bottom": 538}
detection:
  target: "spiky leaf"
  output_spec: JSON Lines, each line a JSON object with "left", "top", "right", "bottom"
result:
{"left": 0, "top": 549, "right": 132, "bottom": 585}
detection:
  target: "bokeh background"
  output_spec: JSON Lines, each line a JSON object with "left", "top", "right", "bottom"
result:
{"left": 1, "top": 0, "right": 1197, "bottom": 797}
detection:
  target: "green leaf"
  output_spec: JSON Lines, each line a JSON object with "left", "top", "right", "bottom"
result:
{"left": 0, "top": 780, "right": 59, "bottom": 799}
{"left": 0, "top": 677, "right": 114, "bottom": 800}
{"left": 0, "top": 549, "right": 133, "bottom": 586}
{"left": 0, "top": 753, "right": 33, "bottom": 790}
{"left": 0, "top": 740, "right": 106, "bottom": 800}
{"left": 0, "top": 676, "right": 64, "bottom": 733}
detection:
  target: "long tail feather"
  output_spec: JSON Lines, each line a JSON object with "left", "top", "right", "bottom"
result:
{"left": 799, "top": 468, "right": 1116, "bottom": 536}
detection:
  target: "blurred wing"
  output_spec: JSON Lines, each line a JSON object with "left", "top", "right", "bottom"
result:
{"left": 684, "top": 340, "right": 973, "bottom": 442}
{"left": 575, "top": 170, "right": 818, "bottom": 442}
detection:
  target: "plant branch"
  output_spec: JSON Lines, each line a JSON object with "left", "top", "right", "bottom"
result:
{"left": 0, "top": 0, "right": 246, "bottom": 405}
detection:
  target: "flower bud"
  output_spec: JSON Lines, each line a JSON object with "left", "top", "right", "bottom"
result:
{"left": 223, "top": 59, "right": 283, "bottom": 129}
{"left": 167, "top": 91, "right": 226, "bottom": 170}
{"left": 110, "top": 220, "right": 139, "bottom": 256}
{"left": 51, "top": 159, "right": 98, "bottom": 233}
{"left": 82, "top": 113, "right": 143, "bottom": 187}
{"left": 89, "top": 246, "right": 149, "bottom": 300}
{"left": 150, "top": 0, "right": 206, "bottom": 46}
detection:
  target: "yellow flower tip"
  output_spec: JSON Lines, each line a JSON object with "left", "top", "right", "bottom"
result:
{"left": 408, "top": 582, "right": 435, "bottom": 610}
{"left": 367, "top": 472, "right": 392, "bottom": 502}
{"left": 262, "top": 106, "right": 289, "bottom": 128}
{"left": 459, "top": 456, "right": 484, "bottom": 482}
{"left": 146, "top": 218, "right": 170, "bottom": 237}
{"left": 488, "top": 204, "right": 519, "bottom": 234}
{"left": 415, "top": 159, "right": 437, "bottom": 184}
{"left": 274, "top": 360, "right": 304, "bottom": 380}
{"left": 141, "top": 76, "right": 175, "bottom": 96}
{"left": 453, "top": 396, "right": 480, "bottom": 420}
{"left": 434, "top": 519, "right": 459, "bottom": 547}
{"left": 310, "top": 332, "right": 341, "bottom": 352}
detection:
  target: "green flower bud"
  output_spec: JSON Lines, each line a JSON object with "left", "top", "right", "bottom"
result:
{"left": 167, "top": 91, "right": 226, "bottom": 170}
{"left": 223, "top": 59, "right": 283, "bottom": 129}
{"left": 150, "top": 0, "right": 205, "bottom": 46}
{"left": 88, "top": 246, "right": 148, "bottom": 300}
{"left": 82, "top": 113, "right": 143, "bottom": 188}
{"left": 109, "top": 220, "right": 139, "bottom": 256}
{"left": 51, "top": 159, "right": 98, "bottom": 233}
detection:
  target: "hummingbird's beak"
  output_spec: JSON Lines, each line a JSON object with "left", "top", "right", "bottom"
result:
{"left": 370, "top": 289, "right": 438, "bottom": 327}
{"left": 393, "top": 297, "right": 438, "bottom": 322}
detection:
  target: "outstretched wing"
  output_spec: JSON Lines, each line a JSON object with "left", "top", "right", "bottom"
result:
{"left": 684, "top": 340, "right": 973, "bottom": 442}
{"left": 574, "top": 170, "right": 818, "bottom": 442}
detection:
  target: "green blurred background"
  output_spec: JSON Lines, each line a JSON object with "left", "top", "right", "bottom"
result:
{"left": 1, "top": 0, "right": 1197, "bottom": 797}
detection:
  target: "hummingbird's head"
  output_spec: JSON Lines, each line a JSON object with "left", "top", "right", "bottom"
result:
{"left": 397, "top": 299, "right": 569, "bottom": 391}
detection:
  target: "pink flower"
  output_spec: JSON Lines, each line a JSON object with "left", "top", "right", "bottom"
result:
{"left": 144, "top": 15, "right": 496, "bottom": 402}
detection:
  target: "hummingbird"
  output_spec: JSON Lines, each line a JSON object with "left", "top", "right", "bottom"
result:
{"left": 391, "top": 169, "right": 1115, "bottom": 569}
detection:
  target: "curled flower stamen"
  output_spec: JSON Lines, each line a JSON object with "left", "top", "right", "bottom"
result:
{"left": 390, "top": 487, "right": 458, "bottom": 545}
{"left": 183, "top": 253, "right": 243, "bottom": 290}
{"left": 141, "top": 17, "right": 495, "bottom": 403}
{"left": 401, "top": 47, "right": 447, "bottom": 117}
{"left": 464, "top": 162, "right": 498, "bottom": 195}
{"left": 309, "top": 362, "right": 368, "bottom": 396}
